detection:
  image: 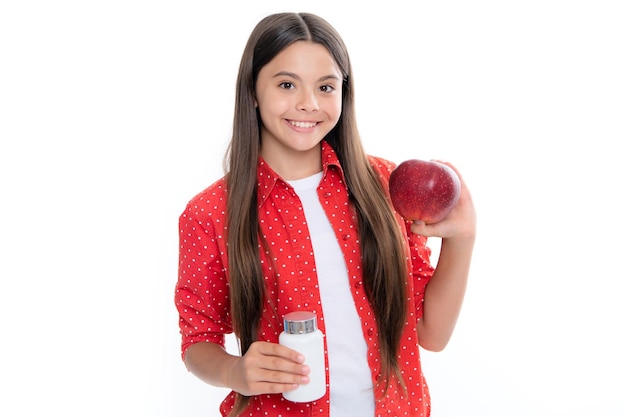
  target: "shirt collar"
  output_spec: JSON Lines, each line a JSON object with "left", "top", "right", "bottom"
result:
{"left": 257, "top": 140, "right": 346, "bottom": 206}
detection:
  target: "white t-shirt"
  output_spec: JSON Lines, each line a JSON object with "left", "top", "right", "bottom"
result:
{"left": 288, "top": 172, "right": 375, "bottom": 417}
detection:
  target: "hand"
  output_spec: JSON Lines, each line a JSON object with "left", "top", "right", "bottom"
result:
{"left": 410, "top": 161, "right": 476, "bottom": 240}
{"left": 226, "top": 341, "right": 311, "bottom": 396}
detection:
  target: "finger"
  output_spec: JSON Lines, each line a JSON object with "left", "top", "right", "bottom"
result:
{"left": 237, "top": 376, "right": 302, "bottom": 396}
{"left": 432, "top": 159, "right": 460, "bottom": 177}
{"left": 236, "top": 360, "right": 310, "bottom": 396}
{"left": 256, "top": 367, "right": 310, "bottom": 386}
{"left": 246, "top": 380, "right": 301, "bottom": 396}
{"left": 252, "top": 351, "right": 311, "bottom": 379}
{"left": 254, "top": 341, "right": 305, "bottom": 364}
{"left": 243, "top": 342, "right": 310, "bottom": 383}
{"left": 411, "top": 221, "right": 438, "bottom": 237}
{"left": 231, "top": 350, "right": 310, "bottom": 396}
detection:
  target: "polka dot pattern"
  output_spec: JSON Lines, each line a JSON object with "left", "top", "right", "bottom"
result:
{"left": 175, "top": 142, "right": 434, "bottom": 416}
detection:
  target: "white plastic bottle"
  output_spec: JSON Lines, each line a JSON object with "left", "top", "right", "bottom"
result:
{"left": 279, "top": 311, "right": 326, "bottom": 402}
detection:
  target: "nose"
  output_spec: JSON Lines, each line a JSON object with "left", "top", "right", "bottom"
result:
{"left": 297, "top": 88, "right": 319, "bottom": 112}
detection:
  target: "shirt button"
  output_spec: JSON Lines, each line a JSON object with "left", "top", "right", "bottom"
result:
{"left": 367, "top": 328, "right": 374, "bottom": 337}
{"left": 323, "top": 192, "right": 331, "bottom": 198}
{"left": 342, "top": 234, "right": 350, "bottom": 240}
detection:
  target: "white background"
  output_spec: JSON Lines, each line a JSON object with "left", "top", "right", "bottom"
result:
{"left": 1, "top": 1, "right": 625, "bottom": 416}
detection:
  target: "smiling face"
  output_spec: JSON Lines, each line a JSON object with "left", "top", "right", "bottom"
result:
{"left": 255, "top": 41, "right": 343, "bottom": 180}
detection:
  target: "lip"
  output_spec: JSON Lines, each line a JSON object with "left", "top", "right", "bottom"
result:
{"left": 286, "top": 119, "right": 319, "bottom": 131}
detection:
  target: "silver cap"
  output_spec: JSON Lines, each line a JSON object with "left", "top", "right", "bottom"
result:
{"left": 283, "top": 311, "right": 318, "bottom": 334}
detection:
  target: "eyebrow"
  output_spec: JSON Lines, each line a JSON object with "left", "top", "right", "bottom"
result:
{"left": 272, "top": 71, "right": 341, "bottom": 83}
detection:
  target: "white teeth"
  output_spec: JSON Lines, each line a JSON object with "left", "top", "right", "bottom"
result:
{"left": 290, "top": 121, "right": 317, "bottom": 128}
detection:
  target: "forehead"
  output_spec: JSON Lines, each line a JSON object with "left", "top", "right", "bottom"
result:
{"left": 262, "top": 41, "right": 341, "bottom": 78}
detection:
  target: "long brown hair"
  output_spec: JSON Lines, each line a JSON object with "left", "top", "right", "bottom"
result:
{"left": 224, "top": 12, "right": 409, "bottom": 415}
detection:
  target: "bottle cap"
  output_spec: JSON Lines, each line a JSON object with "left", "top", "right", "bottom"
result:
{"left": 283, "top": 311, "right": 318, "bottom": 334}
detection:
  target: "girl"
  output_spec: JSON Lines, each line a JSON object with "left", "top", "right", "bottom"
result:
{"left": 175, "top": 12, "right": 476, "bottom": 417}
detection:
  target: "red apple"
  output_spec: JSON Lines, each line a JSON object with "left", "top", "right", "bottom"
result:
{"left": 389, "top": 159, "right": 461, "bottom": 224}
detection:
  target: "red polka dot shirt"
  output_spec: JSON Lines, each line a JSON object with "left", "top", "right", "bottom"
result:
{"left": 176, "top": 141, "right": 435, "bottom": 416}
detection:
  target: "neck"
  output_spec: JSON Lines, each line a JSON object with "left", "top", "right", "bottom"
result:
{"left": 261, "top": 142, "right": 323, "bottom": 181}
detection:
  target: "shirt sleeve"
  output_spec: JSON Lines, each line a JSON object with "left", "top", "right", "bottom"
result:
{"left": 175, "top": 203, "right": 232, "bottom": 360}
